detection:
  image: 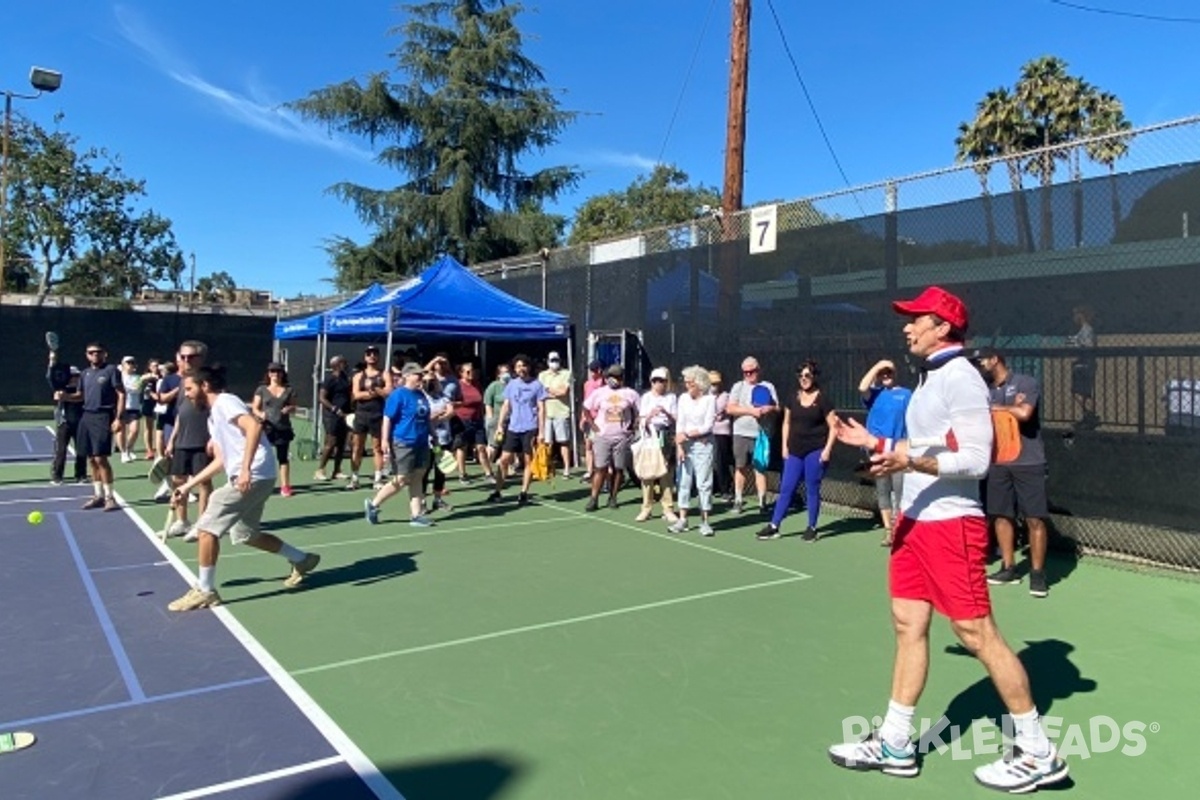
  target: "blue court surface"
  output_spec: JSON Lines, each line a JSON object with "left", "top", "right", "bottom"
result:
{"left": 0, "top": 427, "right": 55, "bottom": 463}
{"left": 0, "top": 483, "right": 399, "bottom": 800}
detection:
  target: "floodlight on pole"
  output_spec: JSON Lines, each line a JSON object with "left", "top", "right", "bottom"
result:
{"left": 1, "top": 66, "right": 64, "bottom": 305}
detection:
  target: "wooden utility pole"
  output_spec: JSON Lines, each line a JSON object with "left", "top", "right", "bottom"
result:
{"left": 722, "top": 0, "right": 750, "bottom": 223}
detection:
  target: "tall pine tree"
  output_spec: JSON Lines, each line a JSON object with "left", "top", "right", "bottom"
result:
{"left": 291, "top": 0, "right": 579, "bottom": 289}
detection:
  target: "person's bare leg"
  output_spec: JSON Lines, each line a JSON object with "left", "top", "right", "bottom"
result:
{"left": 1026, "top": 518, "right": 1048, "bottom": 572}
{"left": 994, "top": 516, "right": 1017, "bottom": 569}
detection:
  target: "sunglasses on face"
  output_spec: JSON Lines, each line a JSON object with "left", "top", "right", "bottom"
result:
{"left": 798, "top": 372, "right": 814, "bottom": 379}
{"left": 87, "top": 349, "right": 102, "bottom": 355}
{"left": 651, "top": 378, "right": 666, "bottom": 384}
{"left": 179, "top": 353, "right": 199, "bottom": 361}
{"left": 742, "top": 369, "right": 758, "bottom": 375}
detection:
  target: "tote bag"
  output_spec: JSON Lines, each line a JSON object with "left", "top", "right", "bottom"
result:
{"left": 632, "top": 434, "right": 668, "bottom": 481}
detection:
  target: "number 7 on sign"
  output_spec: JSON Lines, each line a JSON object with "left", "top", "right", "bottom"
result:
{"left": 749, "top": 204, "right": 777, "bottom": 254}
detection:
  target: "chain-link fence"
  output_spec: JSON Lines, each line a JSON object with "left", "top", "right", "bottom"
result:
{"left": 468, "top": 115, "right": 1200, "bottom": 574}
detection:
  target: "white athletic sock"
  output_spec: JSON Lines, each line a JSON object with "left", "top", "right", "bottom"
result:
{"left": 93, "top": 481, "right": 104, "bottom": 497}
{"left": 103, "top": 484, "right": 114, "bottom": 499}
{"left": 198, "top": 566, "right": 216, "bottom": 593}
{"left": 279, "top": 543, "right": 304, "bottom": 563}
{"left": 880, "top": 699, "right": 916, "bottom": 750}
{"left": 1011, "top": 708, "right": 1052, "bottom": 758}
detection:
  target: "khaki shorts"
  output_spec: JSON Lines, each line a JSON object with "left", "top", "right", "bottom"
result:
{"left": 195, "top": 478, "right": 275, "bottom": 545}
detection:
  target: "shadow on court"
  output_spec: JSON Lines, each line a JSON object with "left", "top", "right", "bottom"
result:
{"left": 279, "top": 753, "right": 525, "bottom": 800}
{"left": 220, "top": 551, "right": 421, "bottom": 601}
{"left": 922, "top": 637, "right": 1098, "bottom": 754}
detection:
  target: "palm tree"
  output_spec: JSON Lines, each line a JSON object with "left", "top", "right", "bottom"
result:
{"left": 955, "top": 119, "right": 1000, "bottom": 255}
{"left": 1015, "top": 57, "right": 1094, "bottom": 250}
{"left": 972, "top": 88, "right": 1037, "bottom": 252}
{"left": 1083, "top": 92, "right": 1133, "bottom": 237}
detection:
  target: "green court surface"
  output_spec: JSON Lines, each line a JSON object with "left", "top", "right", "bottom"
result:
{"left": 4, "top": 424, "right": 1197, "bottom": 799}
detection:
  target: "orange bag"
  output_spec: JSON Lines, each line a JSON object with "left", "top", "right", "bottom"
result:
{"left": 990, "top": 409, "right": 1022, "bottom": 464}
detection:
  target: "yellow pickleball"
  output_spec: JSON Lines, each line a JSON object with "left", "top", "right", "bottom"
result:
{"left": 27, "top": 510, "right": 44, "bottom": 526}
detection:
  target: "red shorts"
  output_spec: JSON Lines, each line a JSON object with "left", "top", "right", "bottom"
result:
{"left": 889, "top": 514, "right": 991, "bottom": 620}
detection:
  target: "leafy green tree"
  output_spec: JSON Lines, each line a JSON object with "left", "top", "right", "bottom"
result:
{"left": 567, "top": 165, "right": 720, "bottom": 246}
{"left": 3, "top": 113, "right": 185, "bottom": 303}
{"left": 194, "top": 270, "right": 238, "bottom": 303}
{"left": 291, "top": 0, "right": 579, "bottom": 291}
{"left": 1083, "top": 91, "right": 1133, "bottom": 235}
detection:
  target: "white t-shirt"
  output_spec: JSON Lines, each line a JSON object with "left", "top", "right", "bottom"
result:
{"left": 208, "top": 392, "right": 277, "bottom": 482}
{"left": 901, "top": 348, "right": 991, "bottom": 522}
{"left": 639, "top": 391, "right": 677, "bottom": 434}
{"left": 676, "top": 392, "right": 716, "bottom": 438}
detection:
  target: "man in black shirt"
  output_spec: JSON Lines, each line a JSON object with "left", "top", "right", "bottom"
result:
{"left": 315, "top": 355, "right": 352, "bottom": 481}
{"left": 48, "top": 352, "right": 87, "bottom": 485}
{"left": 77, "top": 342, "right": 125, "bottom": 510}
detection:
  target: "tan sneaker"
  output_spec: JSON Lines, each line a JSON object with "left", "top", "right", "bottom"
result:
{"left": 313, "top": 470, "right": 328, "bottom": 482}
{"left": 284, "top": 552, "right": 321, "bottom": 588}
{"left": 103, "top": 497, "right": 119, "bottom": 512}
{"left": 634, "top": 508, "right": 652, "bottom": 522}
{"left": 663, "top": 510, "right": 680, "bottom": 524}
{"left": 82, "top": 495, "right": 105, "bottom": 510}
{"left": 168, "top": 587, "right": 222, "bottom": 612}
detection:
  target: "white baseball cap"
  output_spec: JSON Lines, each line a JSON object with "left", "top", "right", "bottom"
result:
{"left": 650, "top": 367, "right": 669, "bottom": 381}
{"left": 547, "top": 351, "right": 561, "bottom": 362}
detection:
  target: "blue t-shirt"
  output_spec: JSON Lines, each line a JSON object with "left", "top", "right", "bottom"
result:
{"left": 503, "top": 377, "right": 547, "bottom": 434}
{"left": 863, "top": 385, "right": 912, "bottom": 442}
{"left": 383, "top": 387, "right": 431, "bottom": 447}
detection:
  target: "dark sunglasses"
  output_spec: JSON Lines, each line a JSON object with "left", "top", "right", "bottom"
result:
{"left": 798, "top": 372, "right": 814, "bottom": 378}
{"left": 742, "top": 369, "right": 758, "bottom": 375}
{"left": 651, "top": 377, "right": 666, "bottom": 384}
{"left": 179, "top": 353, "right": 199, "bottom": 361}
{"left": 86, "top": 349, "right": 102, "bottom": 355}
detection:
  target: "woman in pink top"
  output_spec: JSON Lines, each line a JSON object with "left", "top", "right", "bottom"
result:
{"left": 709, "top": 369, "right": 733, "bottom": 500}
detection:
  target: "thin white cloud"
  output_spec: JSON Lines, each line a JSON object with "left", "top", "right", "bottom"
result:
{"left": 113, "top": 4, "right": 373, "bottom": 160}
{"left": 585, "top": 150, "right": 662, "bottom": 172}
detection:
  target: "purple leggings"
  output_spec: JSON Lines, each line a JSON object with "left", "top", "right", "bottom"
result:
{"left": 771, "top": 450, "right": 824, "bottom": 530}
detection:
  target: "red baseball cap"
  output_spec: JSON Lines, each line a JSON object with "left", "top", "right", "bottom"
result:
{"left": 892, "top": 286, "right": 968, "bottom": 330}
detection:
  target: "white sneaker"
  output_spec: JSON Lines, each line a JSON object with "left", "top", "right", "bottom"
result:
{"left": 668, "top": 518, "right": 688, "bottom": 534}
{"left": 166, "top": 520, "right": 188, "bottom": 538}
{"left": 828, "top": 730, "right": 918, "bottom": 778}
{"left": 183, "top": 526, "right": 200, "bottom": 543}
{"left": 973, "top": 744, "right": 1068, "bottom": 793}
{"left": 699, "top": 521, "right": 715, "bottom": 537}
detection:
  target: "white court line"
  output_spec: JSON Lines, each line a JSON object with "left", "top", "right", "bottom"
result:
{"left": 0, "top": 494, "right": 90, "bottom": 507}
{"left": 542, "top": 498, "right": 812, "bottom": 579}
{"left": 112, "top": 491, "right": 405, "bottom": 800}
{"left": 292, "top": 574, "right": 808, "bottom": 677}
{"left": 191, "top": 514, "right": 578, "bottom": 562}
{"left": 20, "top": 431, "right": 34, "bottom": 453}
{"left": 156, "top": 756, "right": 344, "bottom": 800}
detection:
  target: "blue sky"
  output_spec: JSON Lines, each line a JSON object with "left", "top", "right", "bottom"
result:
{"left": 4, "top": 0, "right": 1199, "bottom": 299}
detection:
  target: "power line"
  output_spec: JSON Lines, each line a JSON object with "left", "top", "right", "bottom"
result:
{"left": 1048, "top": 0, "right": 1200, "bottom": 24}
{"left": 658, "top": 0, "right": 720, "bottom": 165}
{"left": 763, "top": 0, "right": 865, "bottom": 215}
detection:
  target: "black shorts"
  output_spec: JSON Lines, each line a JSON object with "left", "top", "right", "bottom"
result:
{"left": 120, "top": 409, "right": 141, "bottom": 425}
{"left": 502, "top": 429, "right": 537, "bottom": 455}
{"left": 986, "top": 463, "right": 1049, "bottom": 520}
{"left": 322, "top": 413, "right": 349, "bottom": 439}
{"left": 454, "top": 418, "right": 487, "bottom": 449}
{"left": 353, "top": 413, "right": 383, "bottom": 440}
{"left": 1071, "top": 361, "right": 1094, "bottom": 398}
{"left": 140, "top": 401, "right": 156, "bottom": 419}
{"left": 77, "top": 411, "right": 115, "bottom": 458}
{"left": 171, "top": 447, "right": 211, "bottom": 477}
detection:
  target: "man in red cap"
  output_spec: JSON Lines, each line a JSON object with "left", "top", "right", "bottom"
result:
{"left": 829, "top": 286, "right": 1067, "bottom": 792}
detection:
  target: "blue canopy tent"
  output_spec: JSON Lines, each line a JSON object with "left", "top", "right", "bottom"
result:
{"left": 273, "top": 283, "right": 389, "bottom": 452}
{"left": 325, "top": 255, "right": 569, "bottom": 341}
{"left": 317, "top": 256, "right": 577, "bottom": 460}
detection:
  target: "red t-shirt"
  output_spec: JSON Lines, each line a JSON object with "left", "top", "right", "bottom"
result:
{"left": 456, "top": 379, "right": 484, "bottom": 422}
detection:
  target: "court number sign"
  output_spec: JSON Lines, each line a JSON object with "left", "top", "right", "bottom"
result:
{"left": 750, "top": 205, "right": 778, "bottom": 254}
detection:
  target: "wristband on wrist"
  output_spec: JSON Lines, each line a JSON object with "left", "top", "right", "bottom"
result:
{"left": 873, "top": 437, "right": 893, "bottom": 454}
